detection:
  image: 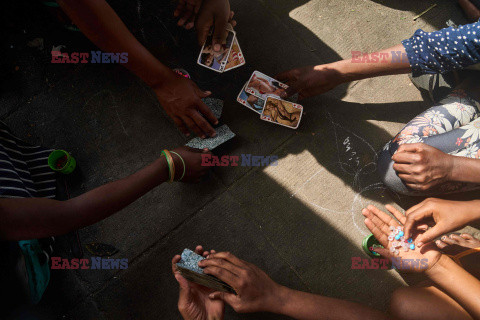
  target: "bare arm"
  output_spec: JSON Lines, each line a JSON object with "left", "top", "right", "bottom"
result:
{"left": 273, "top": 286, "right": 391, "bottom": 320}
{"left": 451, "top": 156, "right": 480, "bottom": 184}
{"left": 57, "top": 0, "right": 176, "bottom": 88}
{"left": 0, "top": 157, "right": 169, "bottom": 240}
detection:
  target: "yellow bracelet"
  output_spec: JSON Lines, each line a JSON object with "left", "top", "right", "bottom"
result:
{"left": 162, "top": 150, "right": 175, "bottom": 183}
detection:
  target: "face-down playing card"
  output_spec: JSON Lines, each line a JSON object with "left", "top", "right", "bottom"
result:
{"left": 185, "top": 124, "right": 235, "bottom": 150}
{"left": 176, "top": 249, "right": 236, "bottom": 294}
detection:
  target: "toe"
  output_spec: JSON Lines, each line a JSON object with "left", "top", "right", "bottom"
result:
{"left": 460, "top": 233, "right": 474, "bottom": 241}
{"left": 435, "top": 240, "right": 448, "bottom": 249}
{"left": 441, "top": 235, "right": 457, "bottom": 245}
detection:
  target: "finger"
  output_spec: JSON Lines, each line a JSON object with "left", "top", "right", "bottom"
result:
{"left": 391, "top": 152, "right": 416, "bottom": 164}
{"left": 392, "top": 163, "right": 412, "bottom": 174}
{"left": 172, "top": 255, "right": 181, "bottom": 274}
{"left": 197, "top": 21, "right": 212, "bottom": 45}
{"left": 212, "top": 15, "right": 228, "bottom": 51}
{"left": 199, "top": 258, "right": 243, "bottom": 276}
{"left": 173, "top": 116, "right": 190, "bottom": 137}
{"left": 191, "top": 111, "right": 216, "bottom": 137}
{"left": 206, "top": 252, "right": 248, "bottom": 268}
{"left": 396, "top": 143, "right": 423, "bottom": 154}
{"left": 435, "top": 239, "right": 448, "bottom": 249}
{"left": 405, "top": 183, "right": 424, "bottom": 191}
{"left": 371, "top": 246, "right": 393, "bottom": 259}
{"left": 194, "top": 245, "right": 204, "bottom": 255}
{"left": 203, "top": 265, "right": 238, "bottom": 286}
{"left": 229, "top": 10, "right": 235, "bottom": 21}
{"left": 449, "top": 233, "right": 463, "bottom": 242}
{"left": 364, "top": 218, "right": 389, "bottom": 247}
{"left": 230, "top": 19, "right": 237, "bottom": 28}
{"left": 183, "top": 116, "right": 206, "bottom": 138}
{"left": 197, "top": 99, "right": 219, "bottom": 125}
{"left": 174, "top": 0, "right": 186, "bottom": 17}
{"left": 416, "top": 226, "right": 446, "bottom": 247}
{"left": 367, "top": 205, "right": 400, "bottom": 228}
{"left": 397, "top": 174, "right": 417, "bottom": 183}
{"left": 460, "top": 233, "right": 474, "bottom": 240}
{"left": 403, "top": 205, "right": 432, "bottom": 240}
{"left": 275, "top": 70, "right": 293, "bottom": 83}
{"left": 362, "top": 208, "right": 391, "bottom": 237}
{"left": 405, "top": 200, "right": 427, "bottom": 216}
{"left": 385, "top": 204, "right": 406, "bottom": 225}
{"left": 441, "top": 234, "right": 457, "bottom": 245}
{"left": 209, "top": 291, "right": 237, "bottom": 306}
{"left": 285, "top": 82, "right": 301, "bottom": 97}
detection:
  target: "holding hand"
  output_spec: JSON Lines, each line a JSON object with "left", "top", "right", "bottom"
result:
{"left": 195, "top": 0, "right": 235, "bottom": 50}
{"left": 153, "top": 73, "right": 218, "bottom": 138}
{"left": 392, "top": 143, "right": 454, "bottom": 191}
{"left": 276, "top": 64, "right": 345, "bottom": 99}
{"left": 173, "top": 246, "right": 225, "bottom": 320}
{"left": 362, "top": 205, "right": 442, "bottom": 273}
{"left": 198, "top": 252, "right": 281, "bottom": 313}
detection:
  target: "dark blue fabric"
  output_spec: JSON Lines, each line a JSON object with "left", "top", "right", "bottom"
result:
{"left": 402, "top": 21, "right": 480, "bottom": 76}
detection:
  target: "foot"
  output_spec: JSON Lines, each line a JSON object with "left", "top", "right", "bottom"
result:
{"left": 457, "top": 0, "right": 480, "bottom": 22}
{"left": 436, "top": 233, "right": 480, "bottom": 278}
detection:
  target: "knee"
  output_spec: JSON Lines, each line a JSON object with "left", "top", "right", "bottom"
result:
{"left": 377, "top": 149, "right": 410, "bottom": 195}
{"left": 389, "top": 287, "right": 415, "bottom": 319}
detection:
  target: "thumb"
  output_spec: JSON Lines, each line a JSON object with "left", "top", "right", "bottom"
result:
{"left": 372, "top": 247, "right": 393, "bottom": 259}
{"left": 209, "top": 291, "right": 236, "bottom": 305}
{"left": 416, "top": 226, "right": 444, "bottom": 247}
{"left": 212, "top": 18, "right": 228, "bottom": 51}
{"left": 285, "top": 82, "right": 300, "bottom": 97}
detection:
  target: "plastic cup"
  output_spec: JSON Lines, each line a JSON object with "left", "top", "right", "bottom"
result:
{"left": 362, "top": 234, "right": 383, "bottom": 257}
{"left": 48, "top": 150, "right": 76, "bottom": 174}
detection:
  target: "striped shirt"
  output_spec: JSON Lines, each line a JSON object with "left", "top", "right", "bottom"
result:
{"left": 0, "top": 122, "right": 56, "bottom": 199}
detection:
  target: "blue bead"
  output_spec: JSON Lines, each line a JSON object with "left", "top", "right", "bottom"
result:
{"left": 410, "top": 244, "right": 415, "bottom": 250}
{"left": 398, "top": 231, "right": 404, "bottom": 237}
{"left": 408, "top": 238, "right": 413, "bottom": 243}
{"left": 395, "top": 235, "right": 400, "bottom": 240}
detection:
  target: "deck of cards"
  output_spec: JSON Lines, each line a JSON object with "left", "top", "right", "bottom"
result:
{"left": 237, "top": 71, "right": 303, "bottom": 129}
{"left": 176, "top": 249, "right": 237, "bottom": 294}
{"left": 197, "top": 27, "right": 245, "bottom": 73}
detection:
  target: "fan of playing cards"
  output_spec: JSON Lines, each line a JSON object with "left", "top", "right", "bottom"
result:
{"left": 238, "top": 71, "right": 303, "bottom": 129}
{"left": 190, "top": 29, "right": 303, "bottom": 151}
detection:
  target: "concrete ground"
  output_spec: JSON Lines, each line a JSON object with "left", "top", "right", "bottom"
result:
{"left": 2, "top": 0, "right": 480, "bottom": 319}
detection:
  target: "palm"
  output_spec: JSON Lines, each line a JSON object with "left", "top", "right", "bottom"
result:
{"left": 363, "top": 205, "right": 442, "bottom": 273}
{"left": 184, "top": 283, "right": 224, "bottom": 320}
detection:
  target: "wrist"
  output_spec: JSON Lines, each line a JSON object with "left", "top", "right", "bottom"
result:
{"left": 156, "top": 155, "right": 170, "bottom": 183}
{"left": 147, "top": 67, "right": 178, "bottom": 90}
{"left": 425, "top": 254, "right": 451, "bottom": 278}
{"left": 267, "top": 284, "right": 295, "bottom": 315}
{"left": 447, "top": 154, "right": 460, "bottom": 181}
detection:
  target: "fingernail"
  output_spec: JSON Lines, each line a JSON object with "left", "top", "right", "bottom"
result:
{"left": 214, "top": 44, "right": 221, "bottom": 51}
{"left": 201, "top": 135, "right": 206, "bottom": 139}
{"left": 211, "top": 132, "right": 216, "bottom": 137}
{"left": 441, "top": 236, "right": 447, "bottom": 241}
{"left": 417, "top": 242, "right": 423, "bottom": 247}
{"left": 214, "top": 120, "right": 219, "bottom": 125}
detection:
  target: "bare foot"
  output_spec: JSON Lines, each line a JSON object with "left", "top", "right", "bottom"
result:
{"left": 457, "top": 0, "right": 480, "bottom": 22}
{"left": 436, "top": 233, "right": 480, "bottom": 278}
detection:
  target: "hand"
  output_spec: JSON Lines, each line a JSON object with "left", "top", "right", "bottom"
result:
{"left": 198, "top": 252, "right": 281, "bottom": 313}
{"left": 153, "top": 72, "right": 218, "bottom": 138}
{"left": 172, "top": 246, "right": 225, "bottom": 320}
{"left": 362, "top": 205, "right": 442, "bottom": 274}
{"left": 392, "top": 143, "right": 454, "bottom": 191}
{"left": 174, "top": 0, "right": 203, "bottom": 29}
{"left": 403, "top": 198, "right": 479, "bottom": 247}
{"left": 275, "top": 64, "right": 345, "bottom": 99}
{"left": 196, "top": 0, "right": 235, "bottom": 50}
{"left": 170, "top": 146, "right": 212, "bottom": 183}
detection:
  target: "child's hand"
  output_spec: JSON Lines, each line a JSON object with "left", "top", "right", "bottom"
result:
{"left": 362, "top": 205, "right": 443, "bottom": 274}
{"left": 196, "top": 0, "right": 234, "bottom": 50}
{"left": 171, "top": 146, "right": 212, "bottom": 183}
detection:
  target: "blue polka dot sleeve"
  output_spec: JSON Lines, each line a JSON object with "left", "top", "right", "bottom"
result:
{"left": 402, "top": 21, "right": 480, "bottom": 77}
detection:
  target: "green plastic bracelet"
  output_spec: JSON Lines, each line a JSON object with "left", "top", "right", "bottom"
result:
{"left": 161, "top": 150, "right": 174, "bottom": 182}
{"left": 170, "top": 151, "right": 186, "bottom": 181}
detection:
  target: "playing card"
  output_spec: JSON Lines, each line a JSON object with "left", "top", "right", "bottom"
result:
{"left": 185, "top": 124, "right": 235, "bottom": 149}
{"left": 224, "top": 37, "right": 245, "bottom": 72}
{"left": 236, "top": 82, "right": 264, "bottom": 114}
{"left": 197, "top": 29, "right": 236, "bottom": 73}
{"left": 245, "top": 71, "right": 289, "bottom": 100}
{"left": 176, "top": 249, "right": 236, "bottom": 294}
{"left": 202, "top": 97, "right": 223, "bottom": 119}
{"left": 260, "top": 96, "right": 303, "bottom": 129}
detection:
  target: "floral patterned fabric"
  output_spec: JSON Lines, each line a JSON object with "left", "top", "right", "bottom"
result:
{"left": 380, "top": 89, "right": 480, "bottom": 195}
